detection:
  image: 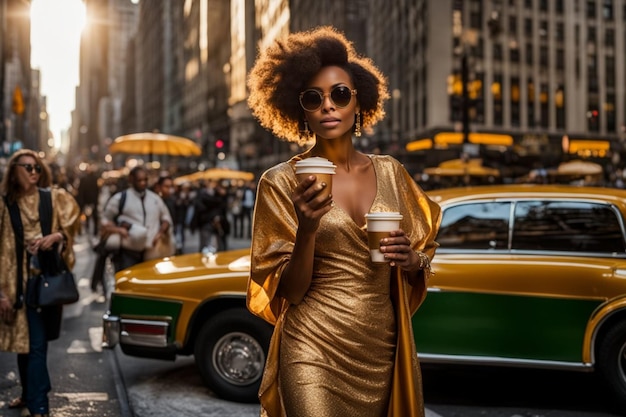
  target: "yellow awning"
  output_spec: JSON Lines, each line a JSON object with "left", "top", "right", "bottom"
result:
{"left": 434, "top": 132, "right": 464, "bottom": 145}
{"left": 568, "top": 140, "right": 610, "bottom": 154}
{"left": 406, "top": 132, "right": 514, "bottom": 151}
{"left": 405, "top": 139, "right": 432, "bottom": 152}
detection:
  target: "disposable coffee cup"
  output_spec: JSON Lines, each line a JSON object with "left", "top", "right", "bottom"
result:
{"left": 365, "top": 212, "right": 403, "bottom": 263}
{"left": 295, "top": 157, "right": 336, "bottom": 199}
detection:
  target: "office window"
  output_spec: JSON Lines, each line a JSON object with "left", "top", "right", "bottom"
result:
{"left": 606, "top": 93, "right": 616, "bottom": 132}
{"left": 605, "top": 28, "right": 615, "bottom": 47}
{"left": 510, "top": 46, "right": 520, "bottom": 63}
{"left": 469, "top": 38, "right": 485, "bottom": 59}
{"left": 606, "top": 56, "right": 615, "bottom": 87}
{"left": 556, "top": 48, "right": 565, "bottom": 70}
{"left": 540, "top": 0, "right": 548, "bottom": 11}
{"left": 540, "top": 83, "right": 549, "bottom": 128}
{"left": 527, "top": 79, "right": 536, "bottom": 127}
{"left": 588, "top": 54, "right": 599, "bottom": 92}
{"left": 470, "top": 11, "right": 482, "bottom": 29}
{"left": 556, "top": 22, "right": 564, "bottom": 41}
{"left": 587, "top": 0, "right": 596, "bottom": 18}
{"left": 474, "top": 72, "right": 485, "bottom": 123}
{"left": 511, "top": 76, "right": 520, "bottom": 126}
{"left": 539, "top": 20, "right": 548, "bottom": 38}
{"left": 493, "top": 73, "right": 503, "bottom": 126}
{"left": 526, "top": 42, "right": 534, "bottom": 65}
{"left": 588, "top": 27, "right": 597, "bottom": 43}
{"left": 524, "top": 18, "right": 533, "bottom": 37}
{"left": 555, "top": 86, "right": 565, "bottom": 129}
{"left": 556, "top": 0, "right": 564, "bottom": 13}
{"left": 540, "top": 46, "right": 549, "bottom": 67}
{"left": 493, "top": 43, "right": 503, "bottom": 61}
{"left": 509, "top": 15, "right": 517, "bottom": 35}
{"left": 603, "top": 0, "right": 614, "bottom": 19}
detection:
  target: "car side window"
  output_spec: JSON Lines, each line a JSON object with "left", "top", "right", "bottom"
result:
{"left": 437, "top": 202, "right": 511, "bottom": 249}
{"left": 512, "top": 201, "right": 626, "bottom": 253}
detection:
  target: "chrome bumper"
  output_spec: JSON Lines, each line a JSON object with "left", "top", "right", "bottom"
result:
{"left": 102, "top": 311, "right": 170, "bottom": 349}
{"left": 102, "top": 312, "right": 120, "bottom": 348}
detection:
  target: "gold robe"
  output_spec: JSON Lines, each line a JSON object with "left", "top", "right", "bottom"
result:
{"left": 0, "top": 187, "right": 80, "bottom": 353}
{"left": 247, "top": 154, "right": 441, "bottom": 417}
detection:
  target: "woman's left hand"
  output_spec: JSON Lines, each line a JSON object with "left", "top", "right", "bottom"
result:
{"left": 379, "top": 230, "right": 420, "bottom": 271}
{"left": 30, "top": 232, "right": 64, "bottom": 253}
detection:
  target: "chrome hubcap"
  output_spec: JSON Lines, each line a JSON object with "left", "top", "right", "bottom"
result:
{"left": 212, "top": 332, "right": 265, "bottom": 386}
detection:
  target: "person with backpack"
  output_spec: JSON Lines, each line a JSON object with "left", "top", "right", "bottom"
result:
{"left": 100, "top": 166, "right": 172, "bottom": 272}
{"left": 0, "top": 149, "right": 80, "bottom": 417}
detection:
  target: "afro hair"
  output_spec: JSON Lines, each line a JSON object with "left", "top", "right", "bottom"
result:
{"left": 247, "top": 26, "right": 389, "bottom": 144}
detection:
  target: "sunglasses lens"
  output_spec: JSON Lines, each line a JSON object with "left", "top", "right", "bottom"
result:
{"left": 331, "top": 86, "right": 353, "bottom": 107}
{"left": 300, "top": 90, "right": 322, "bottom": 111}
{"left": 18, "top": 164, "right": 41, "bottom": 173}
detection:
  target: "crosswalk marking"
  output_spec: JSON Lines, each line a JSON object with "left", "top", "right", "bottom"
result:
{"left": 66, "top": 328, "right": 103, "bottom": 354}
{"left": 55, "top": 392, "right": 109, "bottom": 402}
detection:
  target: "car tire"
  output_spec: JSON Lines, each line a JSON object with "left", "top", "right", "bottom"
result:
{"left": 194, "top": 308, "right": 272, "bottom": 403}
{"left": 597, "top": 320, "right": 626, "bottom": 411}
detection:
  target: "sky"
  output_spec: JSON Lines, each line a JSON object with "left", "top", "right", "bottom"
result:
{"left": 30, "top": 0, "right": 86, "bottom": 145}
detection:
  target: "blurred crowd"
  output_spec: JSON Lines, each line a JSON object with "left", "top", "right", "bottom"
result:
{"left": 60, "top": 164, "right": 256, "bottom": 255}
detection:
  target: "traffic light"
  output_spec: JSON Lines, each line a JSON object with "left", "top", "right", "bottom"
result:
{"left": 215, "top": 139, "right": 224, "bottom": 149}
{"left": 12, "top": 86, "right": 24, "bottom": 115}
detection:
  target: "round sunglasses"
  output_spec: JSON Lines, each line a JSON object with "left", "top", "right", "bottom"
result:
{"left": 299, "top": 86, "right": 357, "bottom": 112}
{"left": 14, "top": 163, "right": 42, "bottom": 174}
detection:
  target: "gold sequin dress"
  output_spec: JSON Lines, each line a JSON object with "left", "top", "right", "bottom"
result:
{"left": 248, "top": 153, "right": 441, "bottom": 417}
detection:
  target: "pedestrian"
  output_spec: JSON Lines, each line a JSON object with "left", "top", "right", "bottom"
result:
{"left": 145, "top": 175, "right": 176, "bottom": 260}
{"left": 240, "top": 180, "right": 255, "bottom": 239}
{"left": 192, "top": 180, "right": 226, "bottom": 252}
{"left": 246, "top": 27, "right": 441, "bottom": 417}
{"left": 174, "top": 182, "right": 192, "bottom": 254}
{"left": 0, "top": 149, "right": 80, "bottom": 417}
{"left": 230, "top": 182, "right": 245, "bottom": 238}
{"left": 76, "top": 164, "right": 100, "bottom": 237}
{"left": 100, "top": 166, "right": 173, "bottom": 272}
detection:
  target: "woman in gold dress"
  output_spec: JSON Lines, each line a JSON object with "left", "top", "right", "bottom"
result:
{"left": 246, "top": 27, "right": 441, "bottom": 417}
{"left": 0, "top": 149, "right": 80, "bottom": 417}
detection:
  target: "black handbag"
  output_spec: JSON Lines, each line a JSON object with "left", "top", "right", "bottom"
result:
{"left": 29, "top": 250, "right": 79, "bottom": 307}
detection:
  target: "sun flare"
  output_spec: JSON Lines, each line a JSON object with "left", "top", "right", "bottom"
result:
{"left": 30, "top": 0, "right": 86, "bottom": 147}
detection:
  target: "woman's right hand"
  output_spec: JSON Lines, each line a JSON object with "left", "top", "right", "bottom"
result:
{"left": 0, "top": 295, "right": 15, "bottom": 324}
{"left": 292, "top": 175, "right": 333, "bottom": 233}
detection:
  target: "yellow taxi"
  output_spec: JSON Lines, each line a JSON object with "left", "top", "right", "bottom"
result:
{"left": 103, "top": 184, "right": 626, "bottom": 409}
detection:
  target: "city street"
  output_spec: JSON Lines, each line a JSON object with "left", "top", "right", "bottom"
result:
{"left": 0, "top": 230, "right": 624, "bottom": 417}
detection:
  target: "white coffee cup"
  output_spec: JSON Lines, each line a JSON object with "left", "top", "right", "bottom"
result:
{"left": 295, "top": 157, "right": 336, "bottom": 199}
{"left": 365, "top": 212, "right": 403, "bottom": 263}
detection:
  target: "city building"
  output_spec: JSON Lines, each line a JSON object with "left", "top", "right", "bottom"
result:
{"left": 62, "top": 0, "right": 626, "bottom": 183}
{"left": 367, "top": 0, "right": 626, "bottom": 178}
{"left": 0, "top": 0, "right": 35, "bottom": 156}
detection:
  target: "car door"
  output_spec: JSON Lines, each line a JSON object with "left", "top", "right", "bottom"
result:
{"left": 413, "top": 198, "right": 624, "bottom": 366}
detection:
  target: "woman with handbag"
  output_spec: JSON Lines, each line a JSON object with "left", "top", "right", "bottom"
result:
{"left": 0, "top": 149, "right": 80, "bottom": 417}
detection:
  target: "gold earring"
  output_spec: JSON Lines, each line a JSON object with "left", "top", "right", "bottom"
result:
{"left": 301, "top": 120, "right": 314, "bottom": 141}
{"left": 354, "top": 113, "right": 362, "bottom": 137}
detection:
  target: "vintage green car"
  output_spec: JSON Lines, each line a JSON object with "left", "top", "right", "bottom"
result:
{"left": 103, "top": 184, "right": 626, "bottom": 408}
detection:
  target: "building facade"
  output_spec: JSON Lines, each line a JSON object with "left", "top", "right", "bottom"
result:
{"left": 59, "top": 0, "right": 626, "bottom": 181}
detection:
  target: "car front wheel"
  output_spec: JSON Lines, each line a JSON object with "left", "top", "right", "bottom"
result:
{"left": 194, "top": 308, "right": 272, "bottom": 403}
{"left": 597, "top": 320, "right": 626, "bottom": 411}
